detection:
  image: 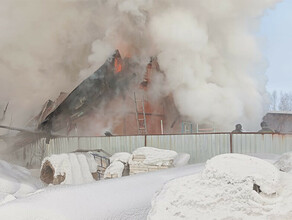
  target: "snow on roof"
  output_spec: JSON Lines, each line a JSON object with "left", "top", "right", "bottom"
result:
{"left": 267, "top": 111, "right": 292, "bottom": 115}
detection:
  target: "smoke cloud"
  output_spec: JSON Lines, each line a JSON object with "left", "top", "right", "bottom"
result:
{"left": 0, "top": 0, "right": 280, "bottom": 131}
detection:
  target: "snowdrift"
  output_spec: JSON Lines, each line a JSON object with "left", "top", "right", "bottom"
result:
{"left": 0, "top": 163, "right": 204, "bottom": 220}
{"left": 0, "top": 159, "right": 42, "bottom": 205}
{"left": 148, "top": 154, "right": 292, "bottom": 220}
{"left": 40, "top": 153, "right": 98, "bottom": 185}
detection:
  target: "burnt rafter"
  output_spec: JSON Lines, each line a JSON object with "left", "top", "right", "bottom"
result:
{"left": 39, "top": 50, "right": 136, "bottom": 133}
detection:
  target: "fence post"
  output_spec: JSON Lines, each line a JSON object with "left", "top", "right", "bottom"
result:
{"left": 144, "top": 135, "right": 147, "bottom": 146}
{"left": 229, "top": 133, "right": 233, "bottom": 153}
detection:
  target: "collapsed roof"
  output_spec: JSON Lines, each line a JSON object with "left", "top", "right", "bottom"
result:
{"left": 39, "top": 50, "right": 136, "bottom": 133}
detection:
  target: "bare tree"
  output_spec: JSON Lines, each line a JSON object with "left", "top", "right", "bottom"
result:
{"left": 278, "top": 92, "right": 292, "bottom": 111}
{"left": 270, "top": 90, "right": 278, "bottom": 111}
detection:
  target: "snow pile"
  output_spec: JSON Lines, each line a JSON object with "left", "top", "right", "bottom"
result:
{"left": 0, "top": 159, "right": 42, "bottom": 205}
{"left": 148, "top": 154, "right": 292, "bottom": 220}
{"left": 129, "top": 147, "right": 178, "bottom": 166}
{"left": 202, "top": 153, "right": 280, "bottom": 195}
{"left": 104, "top": 161, "right": 125, "bottom": 179}
{"left": 274, "top": 151, "right": 292, "bottom": 173}
{"left": 41, "top": 153, "right": 98, "bottom": 185}
{"left": 110, "top": 152, "right": 131, "bottom": 164}
{"left": 247, "top": 153, "right": 281, "bottom": 164}
{"left": 104, "top": 152, "right": 131, "bottom": 179}
{"left": 128, "top": 147, "right": 178, "bottom": 175}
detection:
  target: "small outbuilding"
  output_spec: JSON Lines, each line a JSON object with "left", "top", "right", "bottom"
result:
{"left": 263, "top": 111, "right": 292, "bottom": 133}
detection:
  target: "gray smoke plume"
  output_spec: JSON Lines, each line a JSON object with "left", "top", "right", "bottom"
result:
{"left": 0, "top": 0, "right": 280, "bottom": 132}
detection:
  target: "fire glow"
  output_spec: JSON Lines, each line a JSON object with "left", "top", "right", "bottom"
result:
{"left": 114, "top": 57, "right": 122, "bottom": 73}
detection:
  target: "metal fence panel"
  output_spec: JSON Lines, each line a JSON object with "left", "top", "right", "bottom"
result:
{"left": 146, "top": 134, "right": 230, "bottom": 163}
{"left": 16, "top": 133, "right": 292, "bottom": 167}
{"left": 232, "top": 134, "right": 292, "bottom": 154}
{"left": 44, "top": 136, "right": 145, "bottom": 156}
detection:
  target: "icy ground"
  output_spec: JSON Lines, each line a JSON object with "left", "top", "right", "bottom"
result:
{"left": 148, "top": 154, "right": 292, "bottom": 220}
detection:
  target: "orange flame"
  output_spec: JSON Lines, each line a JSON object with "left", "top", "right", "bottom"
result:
{"left": 114, "top": 57, "right": 122, "bottom": 73}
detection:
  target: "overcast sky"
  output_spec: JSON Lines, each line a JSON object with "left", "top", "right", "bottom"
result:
{"left": 260, "top": 0, "right": 292, "bottom": 94}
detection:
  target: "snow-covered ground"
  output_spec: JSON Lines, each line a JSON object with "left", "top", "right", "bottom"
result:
{"left": 0, "top": 163, "right": 204, "bottom": 220}
{"left": 148, "top": 154, "right": 292, "bottom": 220}
{"left": 0, "top": 153, "right": 290, "bottom": 220}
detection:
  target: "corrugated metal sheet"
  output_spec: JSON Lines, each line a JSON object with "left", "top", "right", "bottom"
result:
{"left": 45, "top": 136, "right": 145, "bottom": 156}
{"left": 232, "top": 134, "right": 292, "bottom": 154}
{"left": 13, "top": 138, "right": 47, "bottom": 168}
{"left": 17, "top": 133, "right": 292, "bottom": 167}
{"left": 146, "top": 134, "right": 230, "bottom": 163}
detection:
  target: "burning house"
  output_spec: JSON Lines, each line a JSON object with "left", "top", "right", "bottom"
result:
{"left": 0, "top": 48, "right": 217, "bottom": 151}
{"left": 28, "top": 50, "right": 195, "bottom": 138}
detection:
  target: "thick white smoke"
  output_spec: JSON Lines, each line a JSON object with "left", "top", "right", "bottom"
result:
{"left": 0, "top": 0, "right": 280, "bottom": 131}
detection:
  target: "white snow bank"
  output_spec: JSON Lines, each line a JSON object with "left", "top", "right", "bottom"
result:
{"left": 0, "top": 160, "right": 42, "bottom": 205}
{"left": 104, "top": 161, "right": 125, "bottom": 178}
{"left": 203, "top": 153, "right": 280, "bottom": 195}
{"left": 129, "top": 147, "right": 178, "bottom": 166}
{"left": 148, "top": 154, "right": 292, "bottom": 220}
{"left": 110, "top": 152, "right": 131, "bottom": 164}
{"left": 41, "top": 153, "right": 98, "bottom": 185}
{"left": 274, "top": 151, "right": 292, "bottom": 173}
{"left": 173, "top": 153, "right": 190, "bottom": 167}
{"left": 0, "top": 163, "right": 204, "bottom": 220}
